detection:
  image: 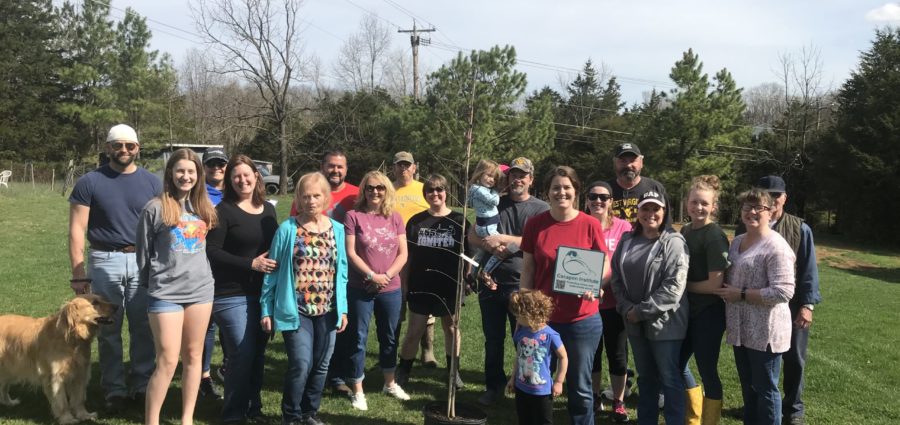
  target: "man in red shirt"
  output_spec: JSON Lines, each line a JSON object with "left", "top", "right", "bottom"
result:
{"left": 290, "top": 150, "right": 358, "bottom": 221}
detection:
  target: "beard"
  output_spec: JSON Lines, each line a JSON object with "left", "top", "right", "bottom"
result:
{"left": 110, "top": 151, "right": 136, "bottom": 168}
{"left": 328, "top": 173, "right": 344, "bottom": 187}
{"left": 618, "top": 169, "right": 638, "bottom": 182}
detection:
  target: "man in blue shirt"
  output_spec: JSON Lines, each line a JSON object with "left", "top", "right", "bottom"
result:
{"left": 199, "top": 148, "right": 228, "bottom": 401}
{"left": 203, "top": 148, "right": 228, "bottom": 206}
{"left": 69, "top": 124, "right": 162, "bottom": 410}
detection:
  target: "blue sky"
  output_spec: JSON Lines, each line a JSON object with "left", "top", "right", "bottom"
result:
{"left": 93, "top": 0, "right": 900, "bottom": 104}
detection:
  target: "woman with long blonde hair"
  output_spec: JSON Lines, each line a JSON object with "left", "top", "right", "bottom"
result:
{"left": 137, "top": 148, "right": 217, "bottom": 425}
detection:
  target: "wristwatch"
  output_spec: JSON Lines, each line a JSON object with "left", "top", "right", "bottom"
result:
{"left": 365, "top": 271, "right": 374, "bottom": 282}
{"left": 802, "top": 304, "right": 815, "bottom": 311}
{"left": 740, "top": 287, "right": 747, "bottom": 301}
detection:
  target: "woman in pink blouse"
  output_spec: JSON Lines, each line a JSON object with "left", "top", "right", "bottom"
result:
{"left": 715, "top": 189, "right": 795, "bottom": 425}
{"left": 585, "top": 181, "right": 632, "bottom": 422}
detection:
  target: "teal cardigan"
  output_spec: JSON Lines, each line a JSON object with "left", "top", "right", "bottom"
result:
{"left": 260, "top": 217, "right": 348, "bottom": 331}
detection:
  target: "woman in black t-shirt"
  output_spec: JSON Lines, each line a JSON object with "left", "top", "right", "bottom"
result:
{"left": 395, "top": 174, "right": 471, "bottom": 389}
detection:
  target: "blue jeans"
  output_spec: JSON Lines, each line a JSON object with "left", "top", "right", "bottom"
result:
{"left": 630, "top": 336, "right": 685, "bottom": 425}
{"left": 213, "top": 295, "right": 268, "bottom": 422}
{"left": 783, "top": 302, "right": 809, "bottom": 420}
{"left": 282, "top": 311, "right": 337, "bottom": 422}
{"left": 733, "top": 346, "right": 782, "bottom": 425}
{"left": 550, "top": 313, "right": 603, "bottom": 425}
{"left": 344, "top": 288, "right": 402, "bottom": 382}
{"left": 88, "top": 250, "right": 155, "bottom": 399}
{"left": 680, "top": 302, "right": 726, "bottom": 399}
{"left": 202, "top": 318, "right": 216, "bottom": 374}
{"left": 479, "top": 285, "right": 518, "bottom": 392}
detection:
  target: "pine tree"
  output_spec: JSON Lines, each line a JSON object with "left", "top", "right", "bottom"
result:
{"left": 815, "top": 28, "right": 900, "bottom": 242}
{"left": 0, "top": 0, "right": 72, "bottom": 161}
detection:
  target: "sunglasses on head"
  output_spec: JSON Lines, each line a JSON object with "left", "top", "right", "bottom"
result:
{"left": 587, "top": 193, "right": 612, "bottom": 202}
{"left": 109, "top": 142, "right": 138, "bottom": 152}
{"left": 365, "top": 184, "right": 387, "bottom": 192}
{"left": 425, "top": 186, "right": 445, "bottom": 194}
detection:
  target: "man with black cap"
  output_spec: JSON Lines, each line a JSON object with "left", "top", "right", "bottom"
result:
{"left": 737, "top": 175, "right": 821, "bottom": 425}
{"left": 608, "top": 143, "right": 670, "bottom": 225}
{"left": 469, "top": 156, "right": 550, "bottom": 406}
{"left": 199, "top": 148, "right": 228, "bottom": 402}
{"left": 69, "top": 124, "right": 162, "bottom": 410}
{"left": 203, "top": 148, "right": 228, "bottom": 206}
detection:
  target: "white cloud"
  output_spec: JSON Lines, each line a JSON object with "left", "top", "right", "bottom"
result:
{"left": 866, "top": 3, "right": 900, "bottom": 23}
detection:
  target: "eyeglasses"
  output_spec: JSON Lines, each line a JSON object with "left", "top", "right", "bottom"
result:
{"left": 365, "top": 184, "right": 387, "bottom": 192}
{"left": 425, "top": 187, "right": 445, "bottom": 194}
{"left": 205, "top": 161, "right": 226, "bottom": 169}
{"left": 110, "top": 142, "right": 138, "bottom": 152}
{"left": 741, "top": 204, "right": 771, "bottom": 213}
{"left": 587, "top": 193, "right": 612, "bottom": 202}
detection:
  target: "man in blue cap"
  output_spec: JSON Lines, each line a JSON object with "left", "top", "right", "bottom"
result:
{"left": 737, "top": 175, "right": 821, "bottom": 425}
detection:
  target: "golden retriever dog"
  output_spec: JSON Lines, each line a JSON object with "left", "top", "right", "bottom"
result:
{"left": 0, "top": 294, "right": 116, "bottom": 424}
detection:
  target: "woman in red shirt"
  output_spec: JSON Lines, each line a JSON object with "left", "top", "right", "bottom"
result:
{"left": 520, "top": 166, "right": 610, "bottom": 425}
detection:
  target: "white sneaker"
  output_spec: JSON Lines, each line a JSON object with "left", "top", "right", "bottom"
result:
{"left": 382, "top": 383, "right": 411, "bottom": 400}
{"left": 350, "top": 392, "right": 368, "bottom": 410}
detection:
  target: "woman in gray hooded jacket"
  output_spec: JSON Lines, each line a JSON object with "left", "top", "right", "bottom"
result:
{"left": 610, "top": 191, "right": 689, "bottom": 425}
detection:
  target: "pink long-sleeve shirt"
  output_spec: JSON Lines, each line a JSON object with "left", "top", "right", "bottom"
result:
{"left": 725, "top": 231, "right": 796, "bottom": 353}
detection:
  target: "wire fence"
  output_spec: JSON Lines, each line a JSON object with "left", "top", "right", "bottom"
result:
{"left": 1, "top": 160, "right": 95, "bottom": 194}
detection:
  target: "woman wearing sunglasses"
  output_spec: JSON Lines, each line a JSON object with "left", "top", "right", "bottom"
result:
{"left": 395, "top": 174, "right": 471, "bottom": 389}
{"left": 714, "top": 190, "right": 795, "bottom": 425}
{"left": 337, "top": 171, "right": 410, "bottom": 410}
{"left": 585, "top": 181, "right": 633, "bottom": 422}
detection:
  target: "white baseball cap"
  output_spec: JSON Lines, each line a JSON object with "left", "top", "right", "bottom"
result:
{"left": 106, "top": 124, "right": 139, "bottom": 144}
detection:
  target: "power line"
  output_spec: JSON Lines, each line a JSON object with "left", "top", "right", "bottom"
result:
{"left": 495, "top": 112, "right": 633, "bottom": 136}
{"left": 340, "top": 0, "right": 402, "bottom": 29}
{"left": 82, "top": 0, "right": 205, "bottom": 43}
{"left": 380, "top": 0, "right": 460, "bottom": 49}
{"left": 427, "top": 40, "right": 678, "bottom": 90}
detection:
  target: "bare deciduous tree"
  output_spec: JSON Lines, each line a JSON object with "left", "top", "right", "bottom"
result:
{"left": 743, "top": 82, "right": 785, "bottom": 127}
{"left": 383, "top": 47, "right": 412, "bottom": 97}
{"left": 191, "top": 0, "right": 306, "bottom": 194}
{"left": 333, "top": 13, "right": 392, "bottom": 92}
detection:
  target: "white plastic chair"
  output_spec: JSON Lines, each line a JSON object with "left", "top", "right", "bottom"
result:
{"left": 0, "top": 170, "right": 10, "bottom": 188}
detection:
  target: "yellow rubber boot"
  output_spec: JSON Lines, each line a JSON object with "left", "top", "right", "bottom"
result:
{"left": 701, "top": 397, "right": 722, "bottom": 425}
{"left": 685, "top": 386, "right": 703, "bottom": 425}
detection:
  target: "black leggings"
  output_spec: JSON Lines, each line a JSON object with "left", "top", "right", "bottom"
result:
{"left": 515, "top": 388, "right": 553, "bottom": 425}
{"left": 593, "top": 308, "right": 629, "bottom": 376}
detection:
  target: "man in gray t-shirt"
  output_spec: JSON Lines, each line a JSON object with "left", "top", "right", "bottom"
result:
{"left": 69, "top": 124, "right": 161, "bottom": 409}
{"left": 468, "top": 157, "right": 549, "bottom": 405}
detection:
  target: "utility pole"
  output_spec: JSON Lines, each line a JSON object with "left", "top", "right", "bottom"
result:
{"left": 398, "top": 21, "right": 435, "bottom": 101}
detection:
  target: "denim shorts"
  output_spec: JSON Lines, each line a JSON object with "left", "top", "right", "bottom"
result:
{"left": 147, "top": 296, "right": 208, "bottom": 313}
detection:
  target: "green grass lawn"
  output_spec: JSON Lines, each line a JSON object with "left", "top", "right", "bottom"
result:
{"left": 1, "top": 184, "right": 899, "bottom": 424}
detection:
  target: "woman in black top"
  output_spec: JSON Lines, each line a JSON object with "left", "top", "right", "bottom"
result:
{"left": 206, "top": 155, "right": 278, "bottom": 424}
{"left": 395, "top": 174, "right": 471, "bottom": 389}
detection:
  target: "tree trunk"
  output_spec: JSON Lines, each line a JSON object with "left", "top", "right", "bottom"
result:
{"left": 280, "top": 115, "right": 289, "bottom": 195}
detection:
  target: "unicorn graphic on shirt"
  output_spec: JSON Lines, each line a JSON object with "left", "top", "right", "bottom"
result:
{"left": 517, "top": 336, "right": 548, "bottom": 386}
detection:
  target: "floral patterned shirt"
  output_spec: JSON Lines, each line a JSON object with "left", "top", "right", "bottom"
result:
{"left": 725, "top": 232, "right": 796, "bottom": 353}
